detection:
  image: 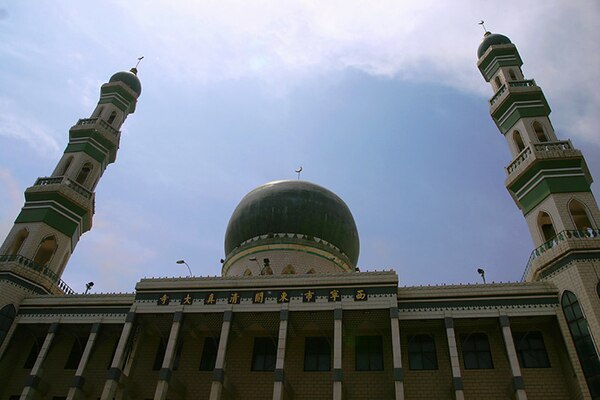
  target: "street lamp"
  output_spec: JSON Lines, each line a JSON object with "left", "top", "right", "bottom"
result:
{"left": 85, "top": 281, "right": 94, "bottom": 294}
{"left": 249, "top": 257, "right": 271, "bottom": 275}
{"left": 176, "top": 260, "right": 192, "bottom": 277}
{"left": 477, "top": 268, "right": 486, "bottom": 284}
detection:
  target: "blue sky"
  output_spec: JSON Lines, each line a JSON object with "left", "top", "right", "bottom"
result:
{"left": 1, "top": 1, "right": 599, "bottom": 293}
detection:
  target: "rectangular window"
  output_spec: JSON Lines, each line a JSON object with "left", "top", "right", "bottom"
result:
{"left": 251, "top": 337, "right": 276, "bottom": 371}
{"left": 304, "top": 337, "right": 331, "bottom": 371}
{"left": 64, "top": 336, "right": 85, "bottom": 369}
{"left": 513, "top": 331, "right": 550, "bottom": 368}
{"left": 408, "top": 334, "right": 438, "bottom": 370}
{"left": 152, "top": 338, "right": 167, "bottom": 371}
{"left": 199, "top": 337, "right": 219, "bottom": 371}
{"left": 355, "top": 335, "right": 383, "bottom": 371}
{"left": 461, "top": 333, "right": 494, "bottom": 369}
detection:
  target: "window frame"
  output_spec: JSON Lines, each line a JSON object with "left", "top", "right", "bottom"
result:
{"left": 407, "top": 334, "right": 439, "bottom": 371}
{"left": 512, "top": 331, "right": 551, "bottom": 368}
{"left": 355, "top": 335, "right": 384, "bottom": 371}
{"left": 304, "top": 336, "right": 331, "bottom": 372}
{"left": 461, "top": 332, "right": 494, "bottom": 369}
{"left": 251, "top": 337, "right": 276, "bottom": 372}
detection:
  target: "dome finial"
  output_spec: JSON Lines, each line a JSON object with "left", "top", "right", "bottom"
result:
{"left": 131, "top": 56, "right": 144, "bottom": 75}
{"left": 478, "top": 20, "right": 490, "bottom": 36}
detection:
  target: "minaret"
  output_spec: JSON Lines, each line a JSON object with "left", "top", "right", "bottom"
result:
{"left": 0, "top": 68, "right": 141, "bottom": 301}
{"left": 477, "top": 32, "right": 600, "bottom": 397}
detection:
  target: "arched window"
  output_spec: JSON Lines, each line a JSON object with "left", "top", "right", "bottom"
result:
{"left": 33, "top": 236, "right": 57, "bottom": 266}
{"left": 533, "top": 121, "right": 548, "bottom": 142}
{"left": 60, "top": 156, "right": 73, "bottom": 176}
{"left": 107, "top": 111, "right": 117, "bottom": 125}
{"left": 282, "top": 264, "right": 296, "bottom": 275}
{"left": 509, "top": 69, "right": 517, "bottom": 81}
{"left": 243, "top": 268, "right": 252, "bottom": 276}
{"left": 76, "top": 163, "right": 93, "bottom": 185}
{"left": 569, "top": 199, "right": 594, "bottom": 231}
{"left": 0, "top": 304, "right": 16, "bottom": 346}
{"left": 95, "top": 106, "right": 104, "bottom": 118}
{"left": 8, "top": 228, "right": 28, "bottom": 255}
{"left": 562, "top": 291, "right": 600, "bottom": 397}
{"left": 494, "top": 76, "right": 502, "bottom": 90}
{"left": 538, "top": 212, "right": 557, "bottom": 242}
{"left": 513, "top": 130, "right": 525, "bottom": 153}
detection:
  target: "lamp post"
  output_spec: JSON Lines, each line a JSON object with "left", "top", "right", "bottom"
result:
{"left": 176, "top": 260, "right": 192, "bottom": 277}
{"left": 477, "top": 268, "right": 486, "bottom": 284}
{"left": 249, "top": 257, "right": 271, "bottom": 275}
{"left": 85, "top": 281, "right": 94, "bottom": 294}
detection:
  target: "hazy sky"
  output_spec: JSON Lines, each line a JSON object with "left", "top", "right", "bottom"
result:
{"left": 1, "top": 1, "right": 599, "bottom": 294}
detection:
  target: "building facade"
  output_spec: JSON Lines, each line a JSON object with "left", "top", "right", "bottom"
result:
{"left": 0, "top": 32, "right": 599, "bottom": 400}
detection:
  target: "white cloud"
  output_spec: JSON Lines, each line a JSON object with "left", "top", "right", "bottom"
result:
{"left": 0, "top": 97, "right": 61, "bottom": 155}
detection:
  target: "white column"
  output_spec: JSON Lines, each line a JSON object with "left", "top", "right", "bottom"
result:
{"left": 273, "top": 306, "right": 289, "bottom": 400}
{"left": 21, "top": 322, "right": 59, "bottom": 400}
{"left": 333, "top": 306, "right": 343, "bottom": 400}
{"left": 499, "top": 315, "right": 527, "bottom": 400}
{"left": 101, "top": 311, "right": 136, "bottom": 400}
{"left": 390, "top": 307, "right": 405, "bottom": 400}
{"left": 209, "top": 309, "right": 233, "bottom": 400}
{"left": 154, "top": 311, "right": 184, "bottom": 400}
{"left": 67, "top": 323, "right": 102, "bottom": 400}
{"left": 444, "top": 317, "right": 465, "bottom": 400}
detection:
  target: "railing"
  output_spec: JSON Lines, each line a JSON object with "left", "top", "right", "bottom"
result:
{"left": 522, "top": 229, "right": 600, "bottom": 281}
{"left": 533, "top": 140, "right": 572, "bottom": 152}
{"left": 489, "top": 80, "right": 537, "bottom": 106}
{"left": 506, "top": 146, "right": 532, "bottom": 174}
{"left": 489, "top": 84, "right": 507, "bottom": 106}
{"left": 508, "top": 79, "right": 536, "bottom": 88}
{"left": 506, "top": 141, "right": 574, "bottom": 176}
{"left": 76, "top": 117, "right": 119, "bottom": 137}
{"left": 0, "top": 254, "right": 75, "bottom": 294}
{"left": 34, "top": 176, "right": 93, "bottom": 200}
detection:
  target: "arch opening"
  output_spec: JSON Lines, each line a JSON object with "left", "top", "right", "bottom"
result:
{"left": 569, "top": 199, "right": 594, "bottom": 231}
{"left": 509, "top": 69, "right": 517, "bottom": 80}
{"left": 0, "top": 304, "right": 16, "bottom": 347}
{"left": 60, "top": 156, "right": 73, "bottom": 176}
{"left": 494, "top": 76, "right": 502, "bottom": 90}
{"left": 533, "top": 121, "right": 548, "bottom": 142}
{"left": 76, "top": 162, "right": 93, "bottom": 185}
{"left": 8, "top": 228, "right": 28, "bottom": 255}
{"left": 513, "top": 130, "right": 525, "bottom": 153}
{"left": 538, "top": 212, "right": 557, "bottom": 242}
{"left": 107, "top": 111, "right": 117, "bottom": 125}
{"left": 33, "top": 236, "right": 57, "bottom": 266}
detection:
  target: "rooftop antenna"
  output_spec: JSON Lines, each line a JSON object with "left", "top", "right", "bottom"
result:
{"left": 478, "top": 20, "right": 489, "bottom": 34}
{"left": 295, "top": 166, "right": 303, "bottom": 180}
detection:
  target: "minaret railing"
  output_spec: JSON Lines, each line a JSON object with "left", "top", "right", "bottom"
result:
{"left": 0, "top": 254, "right": 75, "bottom": 294}
{"left": 34, "top": 176, "right": 93, "bottom": 199}
{"left": 489, "top": 79, "right": 537, "bottom": 106}
{"left": 76, "top": 117, "right": 120, "bottom": 137}
{"left": 506, "top": 140, "right": 574, "bottom": 176}
{"left": 522, "top": 229, "right": 600, "bottom": 281}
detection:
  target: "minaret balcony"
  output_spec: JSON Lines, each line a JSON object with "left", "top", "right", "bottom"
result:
{"left": 26, "top": 176, "right": 95, "bottom": 212}
{"left": 489, "top": 79, "right": 537, "bottom": 108}
{"left": 70, "top": 117, "right": 121, "bottom": 148}
{"left": 522, "top": 229, "right": 600, "bottom": 281}
{"left": 504, "top": 140, "right": 582, "bottom": 185}
{"left": 0, "top": 254, "right": 75, "bottom": 295}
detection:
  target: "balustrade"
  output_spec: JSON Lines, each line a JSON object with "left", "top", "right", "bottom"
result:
{"left": 522, "top": 229, "right": 600, "bottom": 281}
{"left": 0, "top": 254, "right": 75, "bottom": 294}
{"left": 34, "top": 176, "right": 93, "bottom": 199}
{"left": 76, "top": 117, "right": 119, "bottom": 136}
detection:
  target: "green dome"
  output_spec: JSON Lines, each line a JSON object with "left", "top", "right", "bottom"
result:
{"left": 477, "top": 32, "right": 511, "bottom": 58}
{"left": 109, "top": 69, "right": 142, "bottom": 96}
{"left": 225, "top": 180, "right": 360, "bottom": 265}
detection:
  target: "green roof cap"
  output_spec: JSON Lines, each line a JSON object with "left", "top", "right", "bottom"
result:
{"left": 478, "top": 32, "right": 512, "bottom": 59}
{"left": 225, "top": 180, "right": 360, "bottom": 265}
{"left": 109, "top": 68, "right": 142, "bottom": 96}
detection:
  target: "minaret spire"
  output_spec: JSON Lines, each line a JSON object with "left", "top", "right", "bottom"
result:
{"left": 0, "top": 68, "right": 141, "bottom": 298}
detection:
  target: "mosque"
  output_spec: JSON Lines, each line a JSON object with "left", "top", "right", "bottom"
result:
{"left": 0, "top": 31, "right": 599, "bottom": 400}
